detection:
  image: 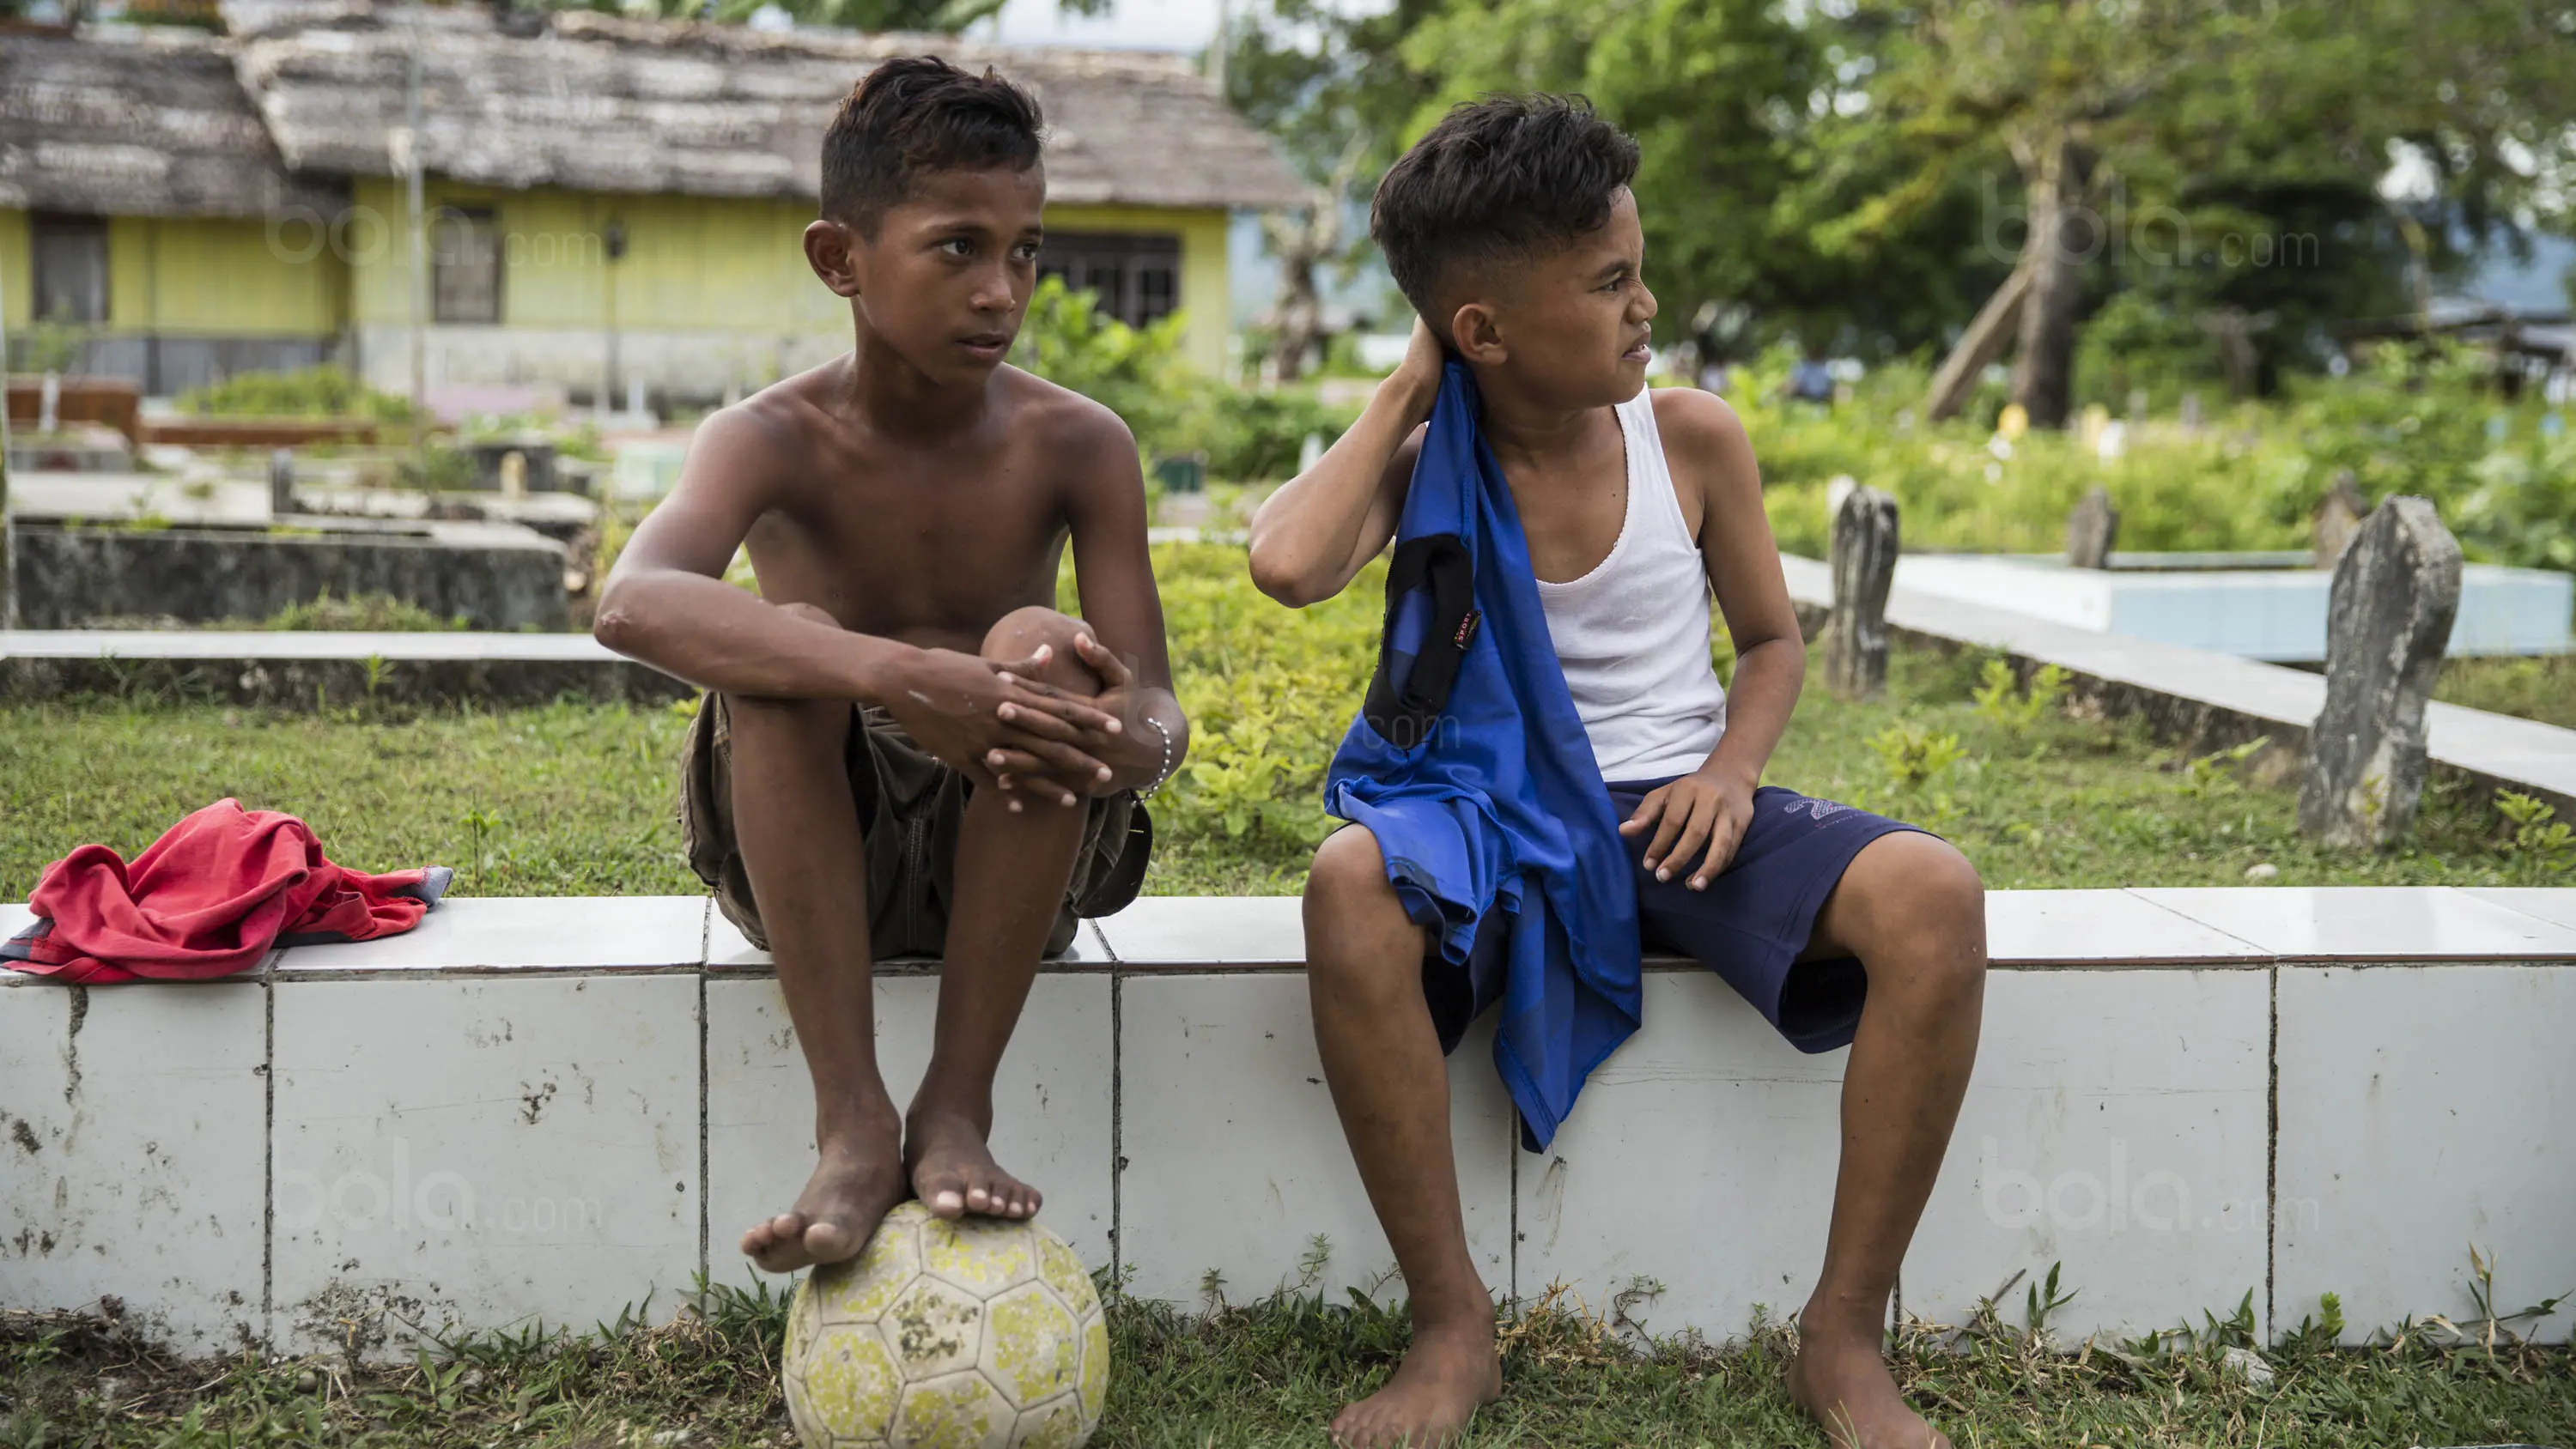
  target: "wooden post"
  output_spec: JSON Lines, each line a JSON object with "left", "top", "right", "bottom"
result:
{"left": 1822, "top": 485, "right": 1899, "bottom": 700}
{"left": 2298, "top": 497, "right": 2462, "bottom": 849}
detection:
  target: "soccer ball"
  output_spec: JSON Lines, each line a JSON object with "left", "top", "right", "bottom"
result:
{"left": 782, "top": 1202, "right": 1109, "bottom": 1449}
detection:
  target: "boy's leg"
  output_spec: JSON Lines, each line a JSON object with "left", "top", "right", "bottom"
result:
{"left": 1304, "top": 825, "right": 1501, "bottom": 1449}
{"left": 732, "top": 604, "right": 909, "bottom": 1274}
{"left": 1786, "top": 831, "right": 1986, "bottom": 1449}
{"left": 904, "top": 605, "right": 1101, "bottom": 1221}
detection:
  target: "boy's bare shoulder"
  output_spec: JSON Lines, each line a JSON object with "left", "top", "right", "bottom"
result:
{"left": 1648, "top": 385, "right": 1751, "bottom": 457}
{"left": 686, "top": 366, "right": 840, "bottom": 489}
{"left": 1001, "top": 365, "right": 1139, "bottom": 466}
{"left": 1649, "top": 385, "right": 1757, "bottom": 490}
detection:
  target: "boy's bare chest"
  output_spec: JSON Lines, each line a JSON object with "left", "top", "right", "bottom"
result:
{"left": 750, "top": 450, "right": 1066, "bottom": 640}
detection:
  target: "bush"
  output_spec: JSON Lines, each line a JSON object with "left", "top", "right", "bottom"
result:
{"left": 1013, "top": 276, "right": 1358, "bottom": 484}
{"left": 1736, "top": 338, "right": 2576, "bottom": 573}
{"left": 178, "top": 365, "right": 420, "bottom": 423}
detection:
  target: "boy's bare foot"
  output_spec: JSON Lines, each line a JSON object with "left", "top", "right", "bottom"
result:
{"left": 1787, "top": 1312, "right": 1949, "bottom": 1449}
{"left": 742, "top": 1111, "right": 910, "bottom": 1273}
{"left": 1328, "top": 1316, "right": 1501, "bottom": 1449}
{"left": 904, "top": 1104, "right": 1041, "bottom": 1219}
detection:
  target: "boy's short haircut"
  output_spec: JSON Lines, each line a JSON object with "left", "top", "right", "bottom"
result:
{"left": 1370, "top": 94, "right": 1641, "bottom": 328}
{"left": 820, "top": 56, "right": 1045, "bottom": 236}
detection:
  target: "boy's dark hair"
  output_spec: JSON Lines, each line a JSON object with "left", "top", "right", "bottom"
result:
{"left": 820, "top": 56, "right": 1045, "bottom": 235}
{"left": 1370, "top": 94, "right": 1640, "bottom": 329}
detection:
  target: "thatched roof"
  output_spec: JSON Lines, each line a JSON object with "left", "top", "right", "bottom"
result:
{"left": 0, "top": 26, "right": 343, "bottom": 219}
{"left": 220, "top": 0, "right": 1309, "bottom": 211}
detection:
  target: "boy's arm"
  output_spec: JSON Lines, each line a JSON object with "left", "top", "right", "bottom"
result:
{"left": 593, "top": 407, "right": 900, "bottom": 700}
{"left": 989, "top": 404, "right": 1188, "bottom": 797}
{"left": 1246, "top": 320, "right": 1443, "bottom": 607}
{"left": 592, "top": 405, "right": 1109, "bottom": 792}
{"left": 1619, "top": 389, "right": 1809, "bottom": 890}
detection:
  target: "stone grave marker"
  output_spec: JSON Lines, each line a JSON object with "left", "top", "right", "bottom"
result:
{"left": 2298, "top": 497, "right": 2462, "bottom": 849}
{"left": 269, "top": 449, "right": 296, "bottom": 518}
{"left": 2065, "top": 484, "right": 2120, "bottom": 569}
{"left": 2312, "top": 469, "right": 2368, "bottom": 568}
{"left": 1822, "top": 485, "right": 1899, "bottom": 700}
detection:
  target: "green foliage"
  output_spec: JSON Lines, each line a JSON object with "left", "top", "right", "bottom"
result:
{"left": 255, "top": 591, "right": 469, "bottom": 633}
{"left": 2495, "top": 791, "right": 2575, "bottom": 864}
{"left": 1744, "top": 340, "right": 2576, "bottom": 573}
{"left": 2181, "top": 737, "right": 2272, "bottom": 800}
{"left": 175, "top": 366, "right": 419, "bottom": 423}
{"left": 1868, "top": 721, "right": 1970, "bottom": 791}
{"left": 1014, "top": 276, "right": 1359, "bottom": 483}
{"left": 1971, "top": 659, "right": 2069, "bottom": 732}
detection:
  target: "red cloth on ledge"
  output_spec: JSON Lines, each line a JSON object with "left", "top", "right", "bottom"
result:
{"left": 3, "top": 799, "right": 446, "bottom": 985}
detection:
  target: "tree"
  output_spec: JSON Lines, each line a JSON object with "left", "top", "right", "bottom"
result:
{"left": 1830, "top": 0, "right": 2576, "bottom": 426}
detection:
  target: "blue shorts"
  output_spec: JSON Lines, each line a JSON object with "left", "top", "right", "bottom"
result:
{"left": 1423, "top": 781, "right": 1929, "bottom": 1057}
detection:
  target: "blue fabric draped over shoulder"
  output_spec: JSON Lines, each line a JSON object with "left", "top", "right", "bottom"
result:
{"left": 1321, "top": 359, "right": 1643, "bottom": 1150}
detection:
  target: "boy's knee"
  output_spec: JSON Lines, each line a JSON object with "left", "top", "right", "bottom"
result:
{"left": 1303, "top": 827, "right": 1424, "bottom": 981}
{"left": 981, "top": 605, "right": 1103, "bottom": 694}
{"left": 1878, "top": 835, "right": 1987, "bottom": 993}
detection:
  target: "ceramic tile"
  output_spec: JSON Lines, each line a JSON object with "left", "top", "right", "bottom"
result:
{"left": 702, "top": 973, "right": 1115, "bottom": 1288}
{"left": 1904, "top": 969, "right": 2270, "bottom": 1342}
{"left": 1984, "top": 890, "right": 2269, "bottom": 965}
{"left": 2133, "top": 887, "right": 2576, "bottom": 961}
{"left": 1514, "top": 973, "right": 1846, "bottom": 1342}
{"left": 1091, "top": 896, "right": 1305, "bottom": 967}
{"left": 272, "top": 896, "right": 708, "bottom": 973}
{"left": 269, "top": 975, "right": 701, "bottom": 1358}
{"left": 1119, "top": 973, "right": 1514, "bottom": 1307}
{"left": 0, "top": 977, "right": 267, "bottom": 1354}
{"left": 704, "top": 907, "right": 1109, "bottom": 972}
{"left": 2275, "top": 965, "right": 2576, "bottom": 1344}
{"left": 2464, "top": 888, "right": 2576, "bottom": 937}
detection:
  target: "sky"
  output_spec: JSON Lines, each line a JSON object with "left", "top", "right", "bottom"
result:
{"left": 989, "top": 0, "right": 1230, "bottom": 50}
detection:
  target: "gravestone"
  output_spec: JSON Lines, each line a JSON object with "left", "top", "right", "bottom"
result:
{"left": 2312, "top": 469, "right": 2368, "bottom": 568}
{"left": 2298, "top": 497, "right": 2462, "bottom": 849}
{"left": 269, "top": 449, "right": 296, "bottom": 518}
{"left": 1822, "top": 485, "right": 1899, "bottom": 700}
{"left": 2065, "top": 485, "right": 2120, "bottom": 568}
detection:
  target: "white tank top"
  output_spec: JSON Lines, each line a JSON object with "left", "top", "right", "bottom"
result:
{"left": 1533, "top": 387, "right": 1730, "bottom": 783}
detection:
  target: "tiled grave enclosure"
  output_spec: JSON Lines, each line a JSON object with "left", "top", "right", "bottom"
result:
{"left": 3, "top": 891, "right": 2570, "bottom": 1361}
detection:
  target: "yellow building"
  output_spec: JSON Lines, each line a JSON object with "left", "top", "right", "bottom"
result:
{"left": 3, "top": 6, "right": 1303, "bottom": 401}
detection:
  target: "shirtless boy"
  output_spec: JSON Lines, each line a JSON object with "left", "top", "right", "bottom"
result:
{"left": 1248, "top": 97, "right": 1988, "bottom": 1448}
{"left": 595, "top": 57, "right": 1188, "bottom": 1272}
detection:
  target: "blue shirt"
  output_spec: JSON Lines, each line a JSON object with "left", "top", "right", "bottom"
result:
{"left": 1322, "top": 361, "right": 1643, "bottom": 1149}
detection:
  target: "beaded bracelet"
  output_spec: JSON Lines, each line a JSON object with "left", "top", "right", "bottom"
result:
{"left": 1136, "top": 714, "right": 1176, "bottom": 799}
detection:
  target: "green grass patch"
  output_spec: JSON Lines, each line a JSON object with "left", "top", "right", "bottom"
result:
{"left": 4, "top": 543, "right": 2567, "bottom": 900}
{"left": 5, "top": 1277, "right": 2569, "bottom": 1448}
{"left": 2437, "top": 653, "right": 2576, "bottom": 731}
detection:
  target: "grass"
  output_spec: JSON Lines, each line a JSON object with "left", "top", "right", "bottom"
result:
{"left": 2438, "top": 653, "right": 2576, "bottom": 731}
{"left": 5, "top": 1275, "right": 2570, "bottom": 1449}
{"left": 5, "top": 602, "right": 2570, "bottom": 901}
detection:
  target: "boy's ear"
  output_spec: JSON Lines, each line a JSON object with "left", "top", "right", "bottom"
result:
{"left": 804, "top": 218, "right": 863, "bottom": 299}
{"left": 1450, "top": 300, "right": 1507, "bottom": 367}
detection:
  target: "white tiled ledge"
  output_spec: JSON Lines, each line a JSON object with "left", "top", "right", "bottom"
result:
{"left": 13, "top": 887, "right": 2570, "bottom": 982}
{"left": 2, "top": 890, "right": 2569, "bottom": 1365}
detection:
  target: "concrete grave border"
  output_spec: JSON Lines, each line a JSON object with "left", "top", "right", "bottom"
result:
{"left": 3, "top": 889, "right": 2570, "bottom": 1360}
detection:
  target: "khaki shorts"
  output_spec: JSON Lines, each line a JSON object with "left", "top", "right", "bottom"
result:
{"left": 679, "top": 692, "right": 1151, "bottom": 959}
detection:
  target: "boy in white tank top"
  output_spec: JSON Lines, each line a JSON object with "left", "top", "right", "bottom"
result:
{"left": 1249, "top": 97, "right": 1988, "bottom": 1449}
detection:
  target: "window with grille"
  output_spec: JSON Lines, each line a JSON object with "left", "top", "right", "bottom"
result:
{"left": 31, "top": 213, "right": 108, "bottom": 325}
{"left": 1036, "top": 232, "right": 1181, "bottom": 329}
{"left": 431, "top": 206, "right": 502, "bottom": 324}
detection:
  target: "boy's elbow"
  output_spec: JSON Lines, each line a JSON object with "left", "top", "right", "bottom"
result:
{"left": 591, "top": 583, "right": 647, "bottom": 656}
{"left": 1247, "top": 543, "right": 1321, "bottom": 609}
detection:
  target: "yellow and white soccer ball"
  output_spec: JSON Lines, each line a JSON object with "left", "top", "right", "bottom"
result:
{"left": 783, "top": 1202, "right": 1109, "bottom": 1449}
